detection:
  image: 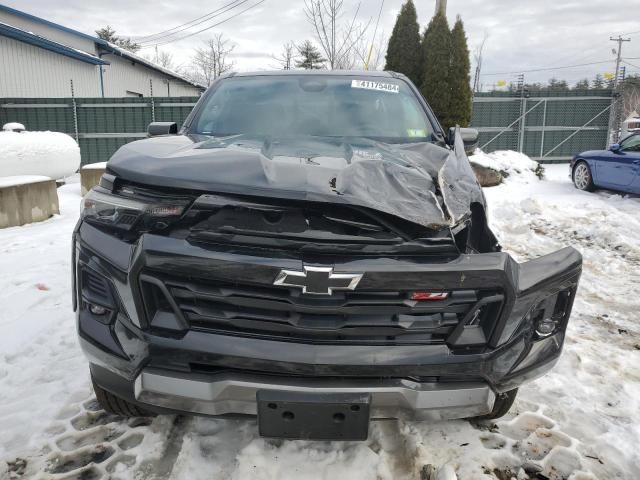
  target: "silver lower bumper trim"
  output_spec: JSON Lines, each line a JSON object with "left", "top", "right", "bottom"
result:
{"left": 134, "top": 369, "right": 496, "bottom": 420}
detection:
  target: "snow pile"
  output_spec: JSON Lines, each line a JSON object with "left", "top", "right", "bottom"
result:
{"left": 81, "top": 161, "right": 107, "bottom": 170}
{"left": 470, "top": 150, "right": 542, "bottom": 182}
{"left": 0, "top": 131, "right": 80, "bottom": 180}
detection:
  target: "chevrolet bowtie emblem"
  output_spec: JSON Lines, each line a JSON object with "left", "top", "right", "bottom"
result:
{"left": 273, "top": 266, "right": 363, "bottom": 295}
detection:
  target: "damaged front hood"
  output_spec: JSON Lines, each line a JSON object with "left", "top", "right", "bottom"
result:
{"left": 107, "top": 133, "right": 483, "bottom": 230}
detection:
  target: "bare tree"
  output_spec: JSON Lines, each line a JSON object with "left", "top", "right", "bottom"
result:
{"left": 272, "top": 42, "right": 298, "bottom": 70}
{"left": 303, "top": 0, "right": 371, "bottom": 70}
{"left": 156, "top": 50, "right": 175, "bottom": 69}
{"left": 472, "top": 32, "right": 489, "bottom": 94}
{"left": 145, "top": 50, "right": 175, "bottom": 69}
{"left": 621, "top": 76, "right": 640, "bottom": 118}
{"left": 354, "top": 30, "right": 386, "bottom": 71}
{"left": 189, "top": 33, "right": 236, "bottom": 86}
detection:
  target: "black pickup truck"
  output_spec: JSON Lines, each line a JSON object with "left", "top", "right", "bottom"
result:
{"left": 73, "top": 71, "right": 581, "bottom": 441}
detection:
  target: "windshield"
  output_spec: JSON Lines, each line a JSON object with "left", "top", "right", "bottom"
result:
{"left": 190, "top": 76, "right": 435, "bottom": 142}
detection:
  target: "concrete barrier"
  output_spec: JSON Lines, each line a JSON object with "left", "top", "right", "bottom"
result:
{"left": 0, "top": 176, "right": 60, "bottom": 228}
{"left": 81, "top": 162, "right": 107, "bottom": 195}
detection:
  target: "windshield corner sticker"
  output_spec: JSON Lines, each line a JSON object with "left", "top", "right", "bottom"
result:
{"left": 351, "top": 79, "right": 400, "bottom": 94}
{"left": 407, "top": 129, "right": 427, "bottom": 137}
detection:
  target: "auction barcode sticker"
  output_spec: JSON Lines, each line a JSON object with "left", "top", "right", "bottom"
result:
{"left": 351, "top": 80, "right": 400, "bottom": 94}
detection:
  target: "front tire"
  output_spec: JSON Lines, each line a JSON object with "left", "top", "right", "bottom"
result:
{"left": 573, "top": 161, "right": 595, "bottom": 191}
{"left": 92, "top": 376, "right": 155, "bottom": 417}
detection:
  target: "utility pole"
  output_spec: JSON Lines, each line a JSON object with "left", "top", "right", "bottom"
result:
{"left": 517, "top": 74, "right": 527, "bottom": 153}
{"left": 435, "top": 0, "right": 447, "bottom": 16}
{"left": 608, "top": 36, "right": 631, "bottom": 143}
{"left": 610, "top": 36, "right": 630, "bottom": 88}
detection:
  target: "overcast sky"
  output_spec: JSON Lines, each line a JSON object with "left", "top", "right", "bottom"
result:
{"left": 5, "top": 0, "right": 640, "bottom": 87}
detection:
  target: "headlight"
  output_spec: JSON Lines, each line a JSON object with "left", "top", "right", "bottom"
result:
{"left": 530, "top": 288, "right": 574, "bottom": 339}
{"left": 81, "top": 188, "right": 189, "bottom": 232}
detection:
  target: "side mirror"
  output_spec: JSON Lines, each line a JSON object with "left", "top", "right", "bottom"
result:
{"left": 449, "top": 127, "right": 479, "bottom": 154}
{"left": 148, "top": 122, "right": 178, "bottom": 137}
{"left": 609, "top": 143, "right": 621, "bottom": 152}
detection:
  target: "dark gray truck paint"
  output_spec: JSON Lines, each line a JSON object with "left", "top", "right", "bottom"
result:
{"left": 74, "top": 71, "right": 581, "bottom": 440}
{"left": 106, "top": 133, "right": 481, "bottom": 231}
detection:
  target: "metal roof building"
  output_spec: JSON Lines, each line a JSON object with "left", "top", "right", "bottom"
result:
{"left": 0, "top": 4, "right": 205, "bottom": 98}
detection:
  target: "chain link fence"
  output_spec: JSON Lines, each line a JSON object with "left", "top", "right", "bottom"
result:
{"left": 471, "top": 89, "right": 614, "bottom": 162}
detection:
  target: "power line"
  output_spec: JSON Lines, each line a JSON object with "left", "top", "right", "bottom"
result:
{"left": 138, "top": 0, "right": 251, "bottom": 45}
{"left": 141, "top": 0, "right": 267, "bottom": 48}
{"left": 483, "top": 60, "right": 613, "bottom": 77}
{"left": 539, "top": 46, "right": 601, "bottom": 70}
{"left": 623, "top": 59, "right": 640, "bottom": 70}
{"left": 135, "top": 0, "right": 246, "bottom": 43}
{"left": 619, "top": 30, "right": 640, "bottom": 37}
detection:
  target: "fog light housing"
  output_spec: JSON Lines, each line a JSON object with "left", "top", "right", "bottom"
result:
{"left": 89, "top": 304, "right": 107, "bottom": 315}
{"left": 529, "top": 288, "right": 575, "bottom": 340}
{"left": 535, "top": 318, "right": 557, "bottom": 337}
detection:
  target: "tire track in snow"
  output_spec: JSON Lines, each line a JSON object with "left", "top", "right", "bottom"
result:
{"left": 484, "top": 170, "right": 640, "bottom": 478}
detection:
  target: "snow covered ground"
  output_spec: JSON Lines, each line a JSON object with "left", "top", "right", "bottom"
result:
{"left": 1, "top": 156, "right": 639, "bottom": 480}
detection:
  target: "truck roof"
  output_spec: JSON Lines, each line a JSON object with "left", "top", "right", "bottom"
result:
{"left": 230, "top": 70, "right": 403, "bottom": 79}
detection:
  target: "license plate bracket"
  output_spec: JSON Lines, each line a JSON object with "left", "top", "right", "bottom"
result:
{"left": 257, "top": 390, "right": 371, "bottom": 441}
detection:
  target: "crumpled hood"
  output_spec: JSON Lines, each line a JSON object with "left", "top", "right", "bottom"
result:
{"left": 106, "top": 133, "right": 482, "bottom": 230}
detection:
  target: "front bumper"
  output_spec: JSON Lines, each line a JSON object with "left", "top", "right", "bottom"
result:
{"left": 74, "top": 221, "right": 581, "bottom": 422}
{"left": 135, "top": 368, "right": 495, "bottom": 420}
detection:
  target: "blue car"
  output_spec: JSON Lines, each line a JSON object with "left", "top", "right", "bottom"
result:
{"left": 571, "top": 133, "right": 640, "bottom": 194}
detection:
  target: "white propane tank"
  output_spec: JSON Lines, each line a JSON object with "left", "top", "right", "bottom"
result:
{"left": 2, "top": 122, "right": 25, "bottom": 132}
{"left": 0, "top": 130, "right": 81, "bottom": 180}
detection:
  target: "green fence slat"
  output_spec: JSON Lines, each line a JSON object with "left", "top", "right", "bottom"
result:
{"left": 471, "top": 89, "right": 614, "bottom": 159}
{"left": 1, "top": 96, "right": 200, "bottom": 166}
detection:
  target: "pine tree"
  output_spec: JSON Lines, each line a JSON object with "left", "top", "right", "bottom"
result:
{"left": 592, "top": 74, "right": 605, "bottom": 89}
{"left": 95, "top": 26, "right": 118, "bottom": 43}
{"left": 420, "top": 13, "right": 452, "bottom": 129}
{"left": 95, "top": 25, "right": 141, "bottom": 53}
{"left": 605, "top": 76, "right": 615, "bottom": 90}
{"left": 547, "top": 78, "right": 569, "bottom": 92}
{"left": 448, "top": 17, "right": 472, "bottom": 128}
{"left": 574, "top": 79, "right": 590, "bottom": 90}
{"left": 295, "top": 40, "right": 326, "bottom": 70}
{"left": 384, "top": 0, "right": 422, "bottom": 86}
{"left": 526, "top": 82, "right": 544, "bottom": 93}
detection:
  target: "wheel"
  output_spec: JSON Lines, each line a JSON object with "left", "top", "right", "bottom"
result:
{"left": 92, "top": 376, "right": 155, "bottom": 417}
{"left": 572, "top": 161, "right": 594, "bottom": 191}
{"left": 473, "top": 389, "right": 518, "bottom": 420}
